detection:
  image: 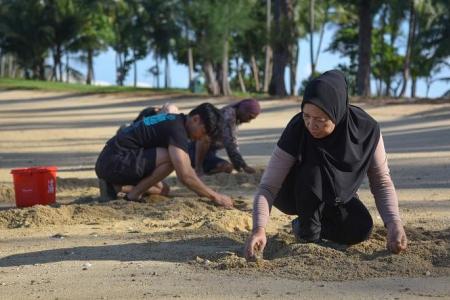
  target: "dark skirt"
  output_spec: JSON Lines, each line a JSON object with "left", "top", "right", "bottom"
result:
{"left": 95, "top": 141, "right": 156, "bottom": 186}
{"left": 273, "top": 166, "right": 373, "bottom": 245}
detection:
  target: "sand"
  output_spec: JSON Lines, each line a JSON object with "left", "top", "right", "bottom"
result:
{"left": 0, "top": 90, "right": 449, "bottom": 299}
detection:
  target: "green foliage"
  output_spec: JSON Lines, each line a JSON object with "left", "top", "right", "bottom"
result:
{"left": 109, "top": 0, "right": 163, "bottom": 85}
{"left": 71, "top": 1, "right": 114, "bottom": 55}
{"left": 186, "top": 0, "right": 254, "bottom": 64}
{"left": 0, "top": 0, "right": 448, "bottom": 97}
{"left": 141, "top": 0, "right": 180, "bottom": 59}
{"left": 229, "top": 1, "right": 267, "bottom": 92}
{"left": 327, "top": 25, "right": 358, "bottom": 64}
{"left": 0, "top": 0, "right": 53, "bottom": 79}
{"left": 368, "top": 2, "right": 404, "bottom": 95}
{"left": 231, "top": 2, "right": 264, "bottom": 63}
{"left": 412, "top": 0, "right": 449, "bottom": 78}
{"left": 297, "top": 70, "right": 321, "bottom": 96}
{"left": 44, "top": 0, "right": 86, "bottom": 80}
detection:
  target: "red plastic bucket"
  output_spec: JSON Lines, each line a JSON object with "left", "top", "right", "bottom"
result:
{"left": 10, "top": 166, "right": 57, "bottom": 208}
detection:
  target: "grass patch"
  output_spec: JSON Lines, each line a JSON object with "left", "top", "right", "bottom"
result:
{"left": 0, "top": 78, "right": 296, "bottom": 101}
{"left": 0, "top": 78, "right": 189, "bottom": 95}
{"left": 232, "top": 90, "right": 271, "bottom": 99}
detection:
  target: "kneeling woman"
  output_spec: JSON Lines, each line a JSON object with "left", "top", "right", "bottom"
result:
{"left": 245, "top": 70, "right": 407, "bottom": 259}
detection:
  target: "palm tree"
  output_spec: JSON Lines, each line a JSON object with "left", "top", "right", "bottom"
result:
{"left": 269, "top": 0, "right": 295, "bottom": 96}
{"left": 356, "top": 0, "right": 373, "bottom": 97}
{"left": 408, "top": 0, "right": 449, "bottom": 97}
{"left": 142, "top": 0, "right": 180, "bottom": 89}
{"left": 0, "top": 0, "right": 52, "bottom": 79}
{"left": 263, "top": 0, "right": 272, "bottom": 93}
{"left": 45, "top": 0, "right": 84, "bottom": 82}
{"left": 397, "top": 0, "right": 417, "bottom": 98}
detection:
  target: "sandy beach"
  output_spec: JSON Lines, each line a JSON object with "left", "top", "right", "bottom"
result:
{"left": 0, "top": 90, "right": 449, "bottom": 299}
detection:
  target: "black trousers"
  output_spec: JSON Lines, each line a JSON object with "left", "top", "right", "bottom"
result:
{"left": 274, "top": 171, "right": 373, "bottom": 245}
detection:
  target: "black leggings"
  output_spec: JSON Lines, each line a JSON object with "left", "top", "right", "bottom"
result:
{"left": 274, "top": 179, "right": 373, "bottom": 245}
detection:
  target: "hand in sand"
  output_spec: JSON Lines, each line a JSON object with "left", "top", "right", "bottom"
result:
{"left": 213, "top": 193, "right": 234, "bottom": 209}
{"left": 244, "top": 227, "right": 267, "bottom": 260}
{"left": 386, "top": 222, "right": 407, "bottom": 254}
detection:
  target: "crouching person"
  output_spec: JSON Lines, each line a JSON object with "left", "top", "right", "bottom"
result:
{"left": 95, "top": 103, "right": 233, "bottom": 208}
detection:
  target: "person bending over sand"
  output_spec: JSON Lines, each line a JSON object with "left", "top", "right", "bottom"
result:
{"left": 189, "top": 99, "right": 261, "bottom": 175}
{"left": 245, "top": 70, "right": 407, "bottom": 260}
{"left": 108, "top": 103, "right": 180, "bottom": 196}
{"left": 96, "top": 102, "right": 233, "bottom": 208}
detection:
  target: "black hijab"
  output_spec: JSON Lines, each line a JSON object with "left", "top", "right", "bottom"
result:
{"left": 297, "top": 70, "right": 380, "bottom": 205}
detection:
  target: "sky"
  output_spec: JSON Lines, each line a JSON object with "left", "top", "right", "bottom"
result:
{"left": 70, "top": 26, "right": 449, "bottom": 98}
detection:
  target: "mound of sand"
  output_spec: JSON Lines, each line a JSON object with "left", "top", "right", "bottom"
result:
{"left": 0, "top": 192, "right": 253, "bottom": 234}
{"left": 0, "top": 184, "right": 14, "bottom": 203}
{"left": 0, "top": 203, "right": 126, "bottom": 228}
{"left": 197, "top": 226, "right": 450, "bottom": 281}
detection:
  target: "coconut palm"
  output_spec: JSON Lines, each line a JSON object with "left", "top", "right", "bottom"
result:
{"left": 0, "top": 0, "right": 52, "bottom": 79}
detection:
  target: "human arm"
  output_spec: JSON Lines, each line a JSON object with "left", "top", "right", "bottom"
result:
{"left": 168, "top": 145, "right": 233, "bottom": 208}
{"left": 367, "top": 134, "right": 407, "bottom": 254}
{"left": 221, "top": 108, "right": 251, "bottom": 172}
{"left": 245, "top": 146, "right": 296, "bottom": 259}
{"left": 160, "top": 103, "right": 179, "bottom": 114}
{"left": 194, "top": 137, "right": 211, "bottom": 176}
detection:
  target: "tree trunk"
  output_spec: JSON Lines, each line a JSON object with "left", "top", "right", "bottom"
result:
{"left": 52, "top": 50, "right": 58, "bottom": 81}
{"left": 188, "top": 47, "right": 194, "bottom": 88}
{"left": 425, "top": 77, "right": 431, "bottom": 98}
{"left": 411, "top": 77, "right": 417, "bottom": 98}
{"left": 51, "top": 45, "right": 63, "bottom": 82}
{"left": 376, "top": 79, "right": 382, "bottom": 96}
{"left": 289, "top": 43, "right": 299, "bottom": 96}
{"left": 155, "top": 58, "right": 160, "bottom": 88}
{"left": 385, "top": 77, "right": 391, "bottom": 96}
{"left": 38, "top": 58, "right": 45, "bottom": 80}
{"left": 57, "top": 46, "right": 63, "bottom": 82}
{"left": 66, "top": 54, "right": 69, "bottom": 83}
{"left": 356, "top": 0, "right": 372, "bottom": 97}
{"left": 289, "top": 0, "right": 298, "bottom": 96}
{"left": 250, "top": 55, "right": 261, "bottom": 92}
{"left": 263, "top": 0, "right": 272, "bottom": 93}
{"left": 8, "top": 55, "right": 15, "bottom": 78}
{"left": 314, "top": 0, "right": 329, "bottom": 68}
{"left": 165, "top": 55, "right": 170, "bottom": 89}
{"left": 32, "top": 65, "right": 38, "bottom": 80}
{"left": 0, "top": 51, "right": 4, "bottom": 77}
{"left": 220, "top": 40, "right": 231, "bottom": 96}
{"left": 133, "top": 59, "right": 137, "bottom": 87}
{"left": 215, "top": 62, "right": 223, "bottom": 93}
{"left": 269, "top": 0, "right": 290, "bottom": 96}
{"left": 203, "top": 60, "right": 219, "bottom": 96}
{"left": 398, "top": 0, "right": 416, "bottom": 98}
{"left": 116, "top": 53, "right": 124, "bottom": 86}
{"left": 236, "top": 57, "right": 247, "bottom": 93}
{"left": 309, "top": 0, "right": 316, "bottom": 76}
{"left": 380, "top": 5, "right": 390, "bottom": 97}
{"left": 86, "top": 49, "right": 94, "bottom": 85}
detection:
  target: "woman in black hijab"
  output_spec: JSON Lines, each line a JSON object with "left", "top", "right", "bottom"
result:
{"left": 245, "top": 70, "right": 407, "bottom": 258}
